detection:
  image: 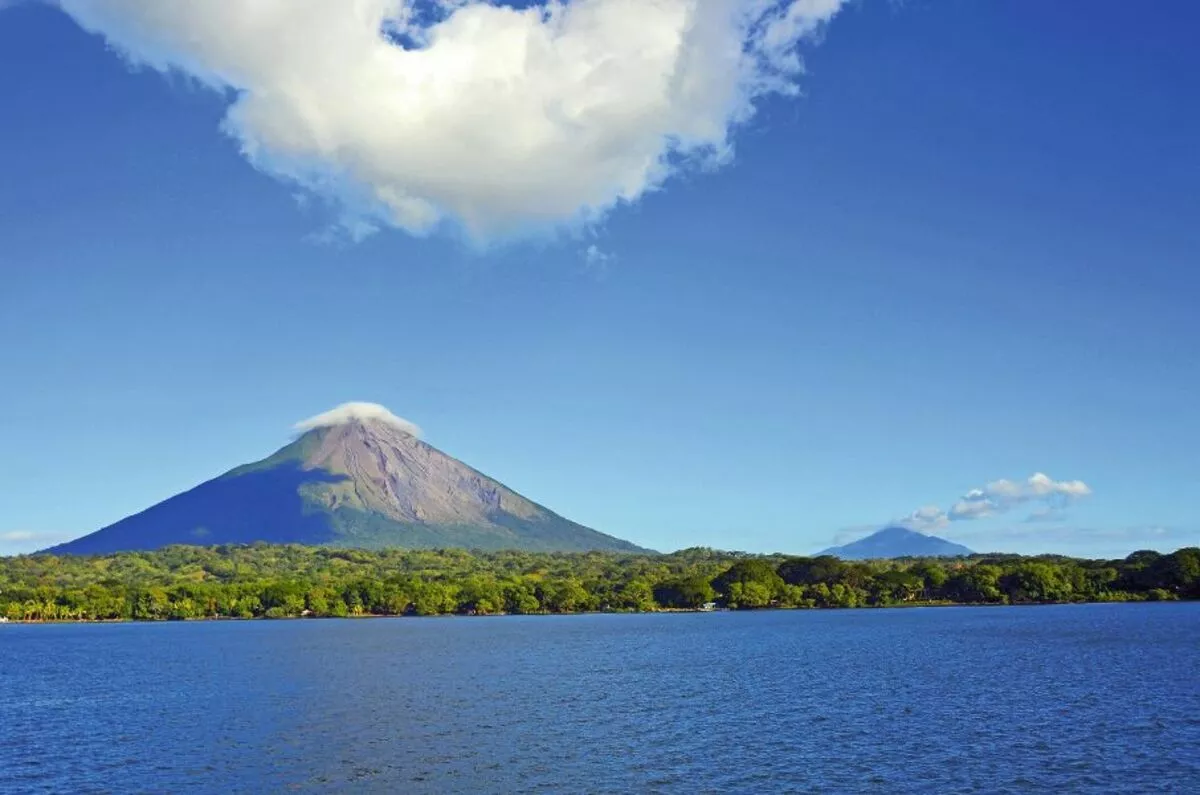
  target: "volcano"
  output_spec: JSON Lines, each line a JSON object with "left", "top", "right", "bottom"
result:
{"left": 819, "top": 526, "right": 973, "bottom": 560}
{"left": 46, "top": 403, "right": 646, "bottom": 555}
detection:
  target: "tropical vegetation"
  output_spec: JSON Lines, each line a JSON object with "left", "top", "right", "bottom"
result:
{"left": 1, "top": 544, "right": 1196, "bottom": 622}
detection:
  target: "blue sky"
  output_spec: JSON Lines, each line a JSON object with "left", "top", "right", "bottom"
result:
{"left": 1, "top": 0, "right": 1198, "bottom": 558}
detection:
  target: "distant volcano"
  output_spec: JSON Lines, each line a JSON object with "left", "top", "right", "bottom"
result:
{"left": 819, "top": 526, "right": 973, "bottom": 560}
{"left": 47, "top": 404, "right": 646, "bottom": 555}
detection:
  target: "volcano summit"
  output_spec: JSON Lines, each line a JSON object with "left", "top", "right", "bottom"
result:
{"left": 47, "top": 403, "right": 645, "bottom": 555}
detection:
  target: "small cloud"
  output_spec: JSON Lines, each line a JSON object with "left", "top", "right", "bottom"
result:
{"left": 581, "top": 244, "right": 614, "bottom": 277}
{"left": 1023, "top": 506, "right": 1066, "bottom": 524}
{"left": 294, "top": 402, "right": 422, "bottom": 437}
{"left": 304, "top": 215, "right": 383, "bottom": 246}
{"left": 584, "top": 245, "right": 611, "bottom": 267}
{"left": 948, "top": 499, "right": 994, "bottom": 521}
{"left": 894, "top": 505, "right": 949, "bottom": 533}
{"left": 1027, "top": 472, "right": 1091, "bottom": 499}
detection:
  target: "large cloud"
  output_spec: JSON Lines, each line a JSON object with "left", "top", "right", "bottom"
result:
{"left": 52, "top": 0, "right": 847, "bottom": 240}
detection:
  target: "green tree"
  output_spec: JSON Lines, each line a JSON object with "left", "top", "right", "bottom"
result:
{"left": 870, "top": 570, "right": 924, "bottom": 605}
{"left": 458, "top": 576, "right": 504, "bottom": 614}
{"left": 1000, "top": 563, "right": 1073, "bottom": 603}
{"left": 713, "top": 560, "right": 785, "bottom": 606}
{"left": 540, "top": 578, "right": 593, "bottom": 613}
{"left": 502, "top": 579, "right": 542, "bottom": 614}
{"left": 614, "top": 579, "right": 657, "bottom": 611}
{"left": 412, "top": 582, "right": 457, "bottom": 616}
{"left": 654, "top": 576, "right": 715, "bottom": 609}
{"left": 1150, "top": 548, "right": 1200, "bottom": 597}
{"left": 945, "top": 565, "right": 1004, "bottom": 604}
{"left": 911, "top": 564, "right": 949, "bottom": 600}
{"left": 727, "top": 580, "right": 774, "bottom": 609}
{"left": 778, "top": 556, "right": 845, "bottom": 586}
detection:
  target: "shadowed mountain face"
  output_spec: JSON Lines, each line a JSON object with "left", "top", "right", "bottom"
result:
{"left": 47, "top": 418, "right": 646, "bottom": 555}
{"left": 819, "top": 526, "right": 973, "bottom": 560}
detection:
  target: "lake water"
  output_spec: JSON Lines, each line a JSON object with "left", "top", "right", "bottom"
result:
{"left": 2, "top": 604, "right": 1198, "bottom": 793}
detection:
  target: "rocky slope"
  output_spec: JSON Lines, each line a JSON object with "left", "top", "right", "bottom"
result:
{"left": 47, "top": 406, "right": 646, "bottom": 555}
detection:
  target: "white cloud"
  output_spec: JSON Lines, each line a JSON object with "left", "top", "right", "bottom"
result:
{"left": 897, "top": 472, "right": 1093, "bottom": 534}
{"left": 294, "top": 402, "right": 422, "bottom": 436}
{"left": 584, "top": 244, "right": 611, "bottom": 266}
{"left": 1026, "top": 472, "right": 1091, "bottom": 499}
{"left": 950, "top": 472, "right": 1093, "bottom": 520}
{"left": 894, "top": 505, "right": 949, "bottom": 533}
{"left": 948, "top": 499, "right": 994, "bottom": 521}
{"left": 50, "top": 0, "right": 847, "bottom": 241}
{"left": 581, "top": 243, "right": 615, "bottom": 276}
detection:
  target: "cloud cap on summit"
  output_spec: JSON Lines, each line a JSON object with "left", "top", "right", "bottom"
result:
{"left": 293, "top": 402, "right": 422, "bottom": 438}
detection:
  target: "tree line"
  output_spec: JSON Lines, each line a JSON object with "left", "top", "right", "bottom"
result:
{"left": 0, "top": 544, "right": 1196, "bottom": 622}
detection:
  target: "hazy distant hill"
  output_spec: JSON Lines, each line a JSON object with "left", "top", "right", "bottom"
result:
{"left": 47, "top": 408, "right": 645, "bottom": 555}
{"left": 820, "top": 526, "right": 973, "bottom": 560}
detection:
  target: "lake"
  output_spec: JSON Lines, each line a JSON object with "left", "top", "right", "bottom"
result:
{"left": 2, "top": 603, "right": 1198, "bottom": 793}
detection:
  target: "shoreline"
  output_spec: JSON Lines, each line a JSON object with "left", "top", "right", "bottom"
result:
{"left": 3, "top": 597, "right": 1188, "bottom": 625}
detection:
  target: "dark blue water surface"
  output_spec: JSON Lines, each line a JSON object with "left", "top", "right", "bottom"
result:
{"left": 2, "top": 604, "right": 1198, "bottom": 793}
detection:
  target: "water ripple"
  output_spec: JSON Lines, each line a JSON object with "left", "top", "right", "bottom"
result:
{"left": 1, "top": 605, "right": 1198, "bottom": 793}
